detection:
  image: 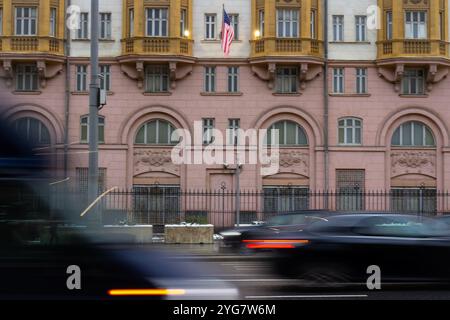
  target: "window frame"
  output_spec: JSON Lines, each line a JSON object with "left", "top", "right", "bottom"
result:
{"left": 146, "top": 8, "right": 169, "bottom": 37}
{"left": 386, "top": 11, "right": 393, "bottom": 40}
{"left": 332, "top": 15, "right": 344, "bottom": 41}
{"left": 76, "top": 65, "right": 88, "bottom": 92}
{"left": 227, "top": 66, "right": 239, "bottom": 93}
{"left": 228, "top": 118, "right": 240, "bottom": 146}
{"left": 15, "top": 7, "right": 37, "bottom": 36}
{"left": 276, "top": 8, "right": 299, "bottom": 38}
{"left": 145, "top": 65, "right": 170, "bottom": 93}
{"left": 13, "top": 117, "right": 50, "bottom": 146}
{"left": 202, "top": 118, "right": 215, "bottom": 145}
{"left": 258, "top": 9, "right": 265, "bottom": 37}
{"left": 275, "top": 67, "right": 298, "bottom": 94}
{"left": 99, "top": 12, "right": 112, "bottom": 40}
{"left": 355, "top": 15, "right": 367, "bottom": 42}
{"left": 333, "top": 68, "right": 345, "bottom": 93}
{"left": 266, "top": 120, "right": 308, "bottom": 147}
{"left": 204, "top": 66, "right": 216, "bottom": 93}
{"left": 205, "top": 14, "right": 217, "bottom": 40}
{"left": 405, "top": 11, "right": 427, "bottom": 39}
{"left": 80, "top": 115, "right": 105, "bottom": 144}
{"left": 180, "top": 8, "right": 187, "bottom": 37}
{"left": 134, "top": 119, "right": 178, "bottom": 145}
{"left": 401, "top": 68, "right": 425, "bottom": 95}
{"left": 16, "top": 64, "right": 39, "bottom": 91}
{"left": 77, "top": 12, "right": 89, "bottom": 39}
{"left": 355, "top": 67, "right": 367, "bottom": 94}
{"left": 338, "top": 117, "right": 362, "bottom": 146}
{"left": 100, "top": 65, "right": 111, "bottom": 91}
{"left": 229, "top": 14, "right": 239, "bottom": 40}
{"left": 49, "top": 7, "right": 57, "bottom": 37}
{"left": 391, "top": 121, "right": 435, "bottom": 147}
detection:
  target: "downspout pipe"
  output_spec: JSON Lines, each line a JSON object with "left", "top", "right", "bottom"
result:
{"left": 323, "top": 0, "right": 330, "bottom": 197}
{"left": 63, "top": 0, "right": 71, "bottom": 178}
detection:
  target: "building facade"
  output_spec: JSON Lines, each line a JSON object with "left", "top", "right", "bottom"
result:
{"left": 1, "top": 0, "right": 450, "bottom": 207}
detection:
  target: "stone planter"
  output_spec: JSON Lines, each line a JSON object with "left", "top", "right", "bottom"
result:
{"left": 165, "top": 224, "right": 214, "bottom": 244}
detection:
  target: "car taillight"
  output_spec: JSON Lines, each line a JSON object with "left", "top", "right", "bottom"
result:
{"left": 107, "top": 289, "right": 186, "bottom": 296}
{"left": 242, "top": 239, "right": 309, "bottom": 249}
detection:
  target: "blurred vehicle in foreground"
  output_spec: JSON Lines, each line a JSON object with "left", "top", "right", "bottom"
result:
{"left": 0, "top": 118, "right": 238, "bottom": 300}
{"left": 218, "top": 211, "right": 330, "bottom": 252}
{"left": 437, "top": 215, "right": 450, "bottom": 227}
{"left": 244, "top": 214, "right": 450, "bottom": 287}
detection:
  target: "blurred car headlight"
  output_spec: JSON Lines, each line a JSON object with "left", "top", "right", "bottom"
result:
{"left": 220, "top": 231, "right": 242, "bottom": 237}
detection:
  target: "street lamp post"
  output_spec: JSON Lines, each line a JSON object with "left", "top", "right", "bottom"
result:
{"left": 88, "top": 0, "right": 100, "bottom": 225}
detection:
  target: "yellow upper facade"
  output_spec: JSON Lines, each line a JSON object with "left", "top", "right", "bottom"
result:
{"left": 0, "top": 0, "right": 66, "bottom": 56}
{"left": 121, "top": 0, "right": 194, "bottom": 57}
{"left": 250, "top": 0, "right": 324, "bottom": 60}
{"left": 377, "top": 0, "right": 449, "bottom": 60}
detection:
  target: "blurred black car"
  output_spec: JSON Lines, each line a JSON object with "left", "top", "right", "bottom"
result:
{"left": 218, "top": 211, "right": 331, "bottom": 252}
{"left": 0, "top": 118, "right": 238, "bottom": 300}
{"left": 244, "top": 214, "right": 450, "bottom": 287}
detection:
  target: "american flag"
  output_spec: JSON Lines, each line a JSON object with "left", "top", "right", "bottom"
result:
{"left": 221, "top": 8, "right": 235, "bottom": 56}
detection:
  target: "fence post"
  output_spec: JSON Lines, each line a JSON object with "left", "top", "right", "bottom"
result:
{"left": 419, "top": 185, "right": 424, "bottom": 219}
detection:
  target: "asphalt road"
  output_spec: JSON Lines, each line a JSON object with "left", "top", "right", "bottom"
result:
{"left": 158, "top": 243, "right": 450, "bottom": 300}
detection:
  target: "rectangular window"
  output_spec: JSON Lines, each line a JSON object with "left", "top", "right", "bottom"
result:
{"left": 263, "top": 187, "right": 309, "bottom": 215}
{"left": 145, "top": 65, "right": 169, "bottom": 93}
{"left": 205, "top": 14, "right": 216, "bottom": 40}
{"left": 80, "top": 116, "right": 105, "bottom": 144}
{"left": 336, "top": 169, "right": 365, "bottom": 210}
{"left": 50, "top": 8, "right": 57, "bottom": 37}
{"left": 440, "top": 11, "right": 444, "bottom": 40}
{"left": 180, "top": 8, "right": 187, "bottom": 37}
{"left": 405, "top": 11, "right": 427, "bottom": 39}
{"left": 310, "top": 10, "right": 316, "bottom": 39}
{"left": 204, "top": 66, "right": 216, "bottom": 92}
{"left": 0, "top": 8, "right": 3, "bottom": 36}
{"left": 402, "top": 69, "right": 424, "bottom": 95}
{"left": 228, "top": 119, "right": 240, "bottom": 145}
{"left": 229, "top": 14, "right": 239, "bottom": 40}
{"left": 15, "top": 7, "right": 37, "bottom": 36}
{"left": 227, "top": 66, "right": 239, "bottom": 93}
{"left": 386, "top": 11, "right": 392, "bottom": 40}
{"left": 146, "top": 8, "right": 168, "bottom": 37}
{"left": 356, "top": 68, "right": 367, "bottom": 94}
{"left": 129, "top": 8, "right": 134, "bottom": 37}
{"left": 355, "top": 16, "right": 366, "bottom": 42}
{"left": 338, "top": 118, "right": 362, "bottom": 145}
{"left": 78, "top": 12, "right": 89, "bottom": 39}
{"left": 277, "top": 9, "right": 299, "bottom": 38}
{"left": 76, "top": 167, "right": 107, "bottom": 193}
{"left": 16, "top": 64, "right": 38, "bottom": 91}
{"left": 202, "top": 118, "right": 215, "bottom": 145}
{"left": 100, "top": 65, "right": 111, "bottom": 91}
{"left": 333, "top": 68, "right": 344, "bottom": 93}
{"left": 99, "top": 12, "right": 112, "bottom": 39}
{"left": 333, "top": 15, "right": 344, "bottom": 41}
{"left": 258, "top": 10, "right": 265, "bottom": 37}
{"left": 76, "top": 65, "right": 88, "bottom": 92}
{"left": 276, "top": 67, "right": 298, "bottom": 93}
{"left": 391, "top": 188, "right": 436, "bottom": 214}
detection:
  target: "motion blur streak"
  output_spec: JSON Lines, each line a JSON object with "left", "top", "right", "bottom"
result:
{"left": 243, "top": 240, "right": 310, "bottom": 243}
{"left": 246, "top": 243, "right": 296, "bottom": 249}
{"left": 107, "top": 289, "right": 186, "bottom": 296}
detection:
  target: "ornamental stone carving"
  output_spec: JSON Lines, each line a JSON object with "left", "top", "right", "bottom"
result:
{"left": 134, "top": 149, "right": 178, "bottom": 175}
{"left": 391, "top": 151, "right": 436, "bottom": 177}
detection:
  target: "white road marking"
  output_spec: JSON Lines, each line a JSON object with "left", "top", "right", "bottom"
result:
{"left": 245, "top": 294, "right": 369, "bottom": 299}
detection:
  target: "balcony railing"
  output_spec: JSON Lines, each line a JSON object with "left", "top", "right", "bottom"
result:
{"left": 377, "top": 39, "right": 449, "bottom": 58}
{"left": 0, "top": 36, "right": 64, "bottom": 55}
{"left": 121, "top": 37, "right": 193, "bottom": 56}
{"left": 250, "top": 37, "right": 323, "bottom": 58}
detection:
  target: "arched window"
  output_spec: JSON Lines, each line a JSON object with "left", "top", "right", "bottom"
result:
{"left": 391, "top": 121, "right": 435, "bottom": 147}
{"left": 12, "top": 117, "right": 50, "bottom": 146}
{"left": 135, "top": 119, "right": 178, "bottom": 145}
{"left": 266, "top": 120, "right": 308, "bottom": 146}
{"left": 338, "top": 117, "right": 362, "bottom": 145}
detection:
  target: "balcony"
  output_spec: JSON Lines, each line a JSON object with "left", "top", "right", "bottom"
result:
{"left": 250, "top": 38, "right": 324, "bottom": 59}
{"left": 377, "top": 39, "right": 449, "bottom": 60}
{"left": 0, "top": 36, "right": 65, "bottom": 56}
{"left": 121, "top": 37, "right": 194, "bottom": 57}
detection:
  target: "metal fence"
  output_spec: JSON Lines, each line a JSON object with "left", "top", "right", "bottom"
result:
{"left": 44, "top": 188, "right": 450, "bottom": 230}
{"left": 3, "top": 185, "right": 450, "bottom": 230}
